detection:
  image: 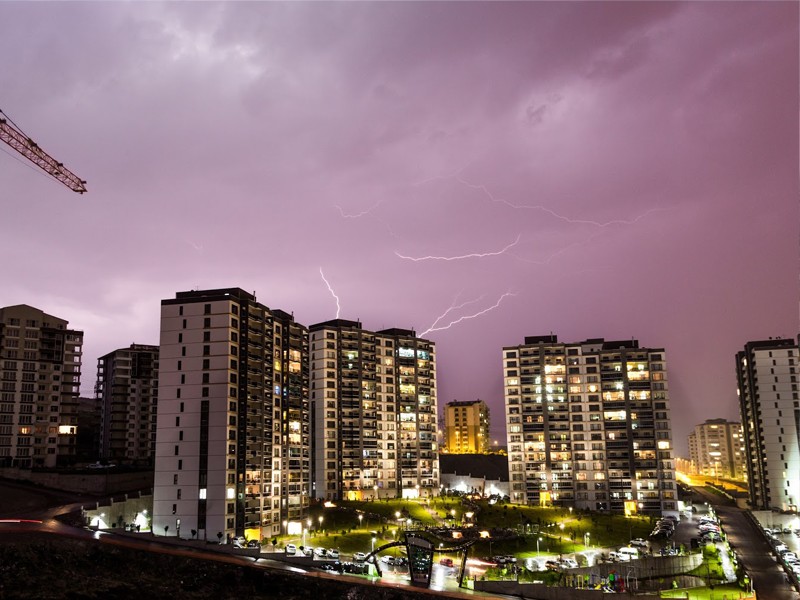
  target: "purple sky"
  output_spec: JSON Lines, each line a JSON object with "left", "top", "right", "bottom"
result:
{"left": 1, "top": 2, "right": 797, "bottom": 455}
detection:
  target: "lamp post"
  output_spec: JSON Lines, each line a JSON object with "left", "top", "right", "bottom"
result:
{"left": 537, "top": 536, "right": 542, "bottom": 556}
{"left": 358, "top": 514, "right": 363, "bottom": 529}
{"left": 302, "top": 528, "right": 307, "bottom": 548}
{"left": 283, "top": 520, "right": 288, "bottom": 535}
{"left": 451, "top": 508, "right": 456, "bottom": 524}
{"left": 584, "top": 532, "right": 590, "bottom": 548}
{"left": 406, "top": 518, "right": 412, "bottom": 530}
{"left": 318, "top": 516, "right": 323, "bottom": 532}
{"left": 372, "top": 536, "right": 376, "bottom": 552}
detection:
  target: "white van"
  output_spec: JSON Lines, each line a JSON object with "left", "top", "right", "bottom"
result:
{"left": 618, "top": 547, "right": 639, "bottom": 560}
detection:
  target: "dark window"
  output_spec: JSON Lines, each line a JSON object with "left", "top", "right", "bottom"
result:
{"left": 204, "top": 304, "right": 211, "bottom": 314}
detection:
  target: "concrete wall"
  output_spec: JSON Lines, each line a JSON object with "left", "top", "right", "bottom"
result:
{"left": 0, "top": 467, "right": 153, "bottom": 496}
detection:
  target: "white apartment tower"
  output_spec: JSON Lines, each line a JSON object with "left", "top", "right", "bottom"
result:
{"left": 310, "top": 320, "right": 438, "bottom": 501}
{"left": 96, "top": 344, "right": 159, "bottom": 464}
{"left": 504, "top": 335, "right": 675, "bottom": 514}
{"left": 0, "top": 305, "right": 83, "bottom": 468}
{"left": 687, "top": 418, "right": 745, "bottom": 480}
{"left": 153, "top": 289, "right": 309, "bottom": 542}
{"left": 736, "top": 338, "right": 800, "bottom": 511}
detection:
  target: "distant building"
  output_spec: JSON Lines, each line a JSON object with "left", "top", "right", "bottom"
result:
{"left": 75, "top": 395, "right": 102, "bottom": 463}
{"left": 310, "top": 319, "right": 438, "bottom": 501}
{"left": 443, "top": 399, "right": 490, "bottom": 454}
{"left": 736, "top": 338, "right": 800, "bottom": 511}
{"left": 439, "top": 453, "right": 509, "bottom": 498}
{"left": 687, "top": 419, "right": 745, "bottom": 480}
{"left": 96, "top": 344, "right": 159, "bottom": 464}
{"left": 504, "top": 335, "right": 676, "bottom": 514}
{"left": 153, "top": 288, "right": 309, "bottom": 542}
{"left": 0, "top": 305, "right": 83, "bottom": 468}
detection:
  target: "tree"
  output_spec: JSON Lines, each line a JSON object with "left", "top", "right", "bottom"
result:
{"left": 191, "top": 529, "right": 197, "bottom": 540}
{"left": 217, "top": 531, "right": 223, "bottom": 544}
{"left": 164, "top": 525, "right": 169, "bottom": 536}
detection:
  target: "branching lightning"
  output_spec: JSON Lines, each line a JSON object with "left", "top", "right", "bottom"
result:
{"left": 395, "top": 234, "right": 521, "bottom": 262}
{"left": 421, "top": 292, "right": 515, "bottom": 337}
{"left": 319, "top": 268, "right": 341, "bottom": 319}
{"left": 424, "top": 293, "right": 486, "bottom": 333}
{"left": 451, "top": 175, "right": 666, "bottom": 227}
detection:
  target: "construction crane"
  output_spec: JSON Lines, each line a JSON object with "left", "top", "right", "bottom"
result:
{"left": 0, "top": 108, "right": 87, "bottom": 194}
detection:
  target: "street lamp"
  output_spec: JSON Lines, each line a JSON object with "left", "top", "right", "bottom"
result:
{"left": 450, "top": 508, "right": 456, "bottom": 522}
{"left": 302, "top": 528, "right": 307, "bottom": 548}
{"left": 318, "top": 516, "right": 323, "bottom": 531}
{"left": 537, "top": 536, "right": 543, "bottom": 556}
{"left": 406, "top": 518, "right": 412, "bottom": 530}
{"left": 358, "top": 514, "right": 363, "bottom": 529}
{"left": 282, "top": 520, "right": 288, "bottom": 534}
{"left": 372, "top": 536, "right": 376, "bottom": 552}
{"left": 584, "top": 532, "right": 590, "bottom": 548}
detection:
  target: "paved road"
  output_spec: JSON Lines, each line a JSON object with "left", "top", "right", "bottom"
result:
{"left": 691, "top": 486, "right": 800, "bottom": 600}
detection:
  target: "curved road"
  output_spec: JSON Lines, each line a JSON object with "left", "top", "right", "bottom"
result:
{"left": 691, "top": 486, "right": 800, "bottom": 600}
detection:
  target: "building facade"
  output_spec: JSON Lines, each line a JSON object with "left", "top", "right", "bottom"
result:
{"left": 443, "top": 399, "right": 490, "bottom": 454}
{"left": 687, "top": 418, "right": 745, "bottom": 480}
{"left": 96, "top": 344, "right": 159, "bottom": 464}
{"left": 310, "top": 320, "right": 438, "bottom": 501}
{"left": 736, "top": 338, "right": 800, "bottom": 511}
{"left": 0, "top": 305, "right": 83, "bottom": 468}
{"left": 503, "top": 335, "right": 675, "bottom": 514}
{"left": 153, "top": 289, "right": 309, "bottom": 543}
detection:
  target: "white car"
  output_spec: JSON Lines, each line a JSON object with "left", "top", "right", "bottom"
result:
{"left": 353, "top": 552, "right": 367, "bottom": 562}
{"left": 314, "top": 547, "right": 327, "bottom": 557}
{"left": 559, "top": 558, "right": 579, "bottom": 569}
{"left": 629, "top": 538, "right": 648, "bottom": 548}
{"left": 285, "top": 543, "right": 297, "bottom": 555}
{"left": 327, "top": 549, "right": 340, "bottom": 559}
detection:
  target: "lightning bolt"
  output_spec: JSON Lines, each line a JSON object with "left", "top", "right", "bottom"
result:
{"left": 319, "top": 268, "right": 341, "bottom": 319}
{"left": 395, "top": 234, "right": 521, "bottom": 262}
{"left": 425, "top": 293, "right": 486, "bottom": 333}
{"left": 335, "top": 199, "right": 387, "bottom": 219}
{"left": 421, "top": 292, "right": 515, "bottom": 337}
{"left": 451, "top": 175, "right": 667, "bottom": 227}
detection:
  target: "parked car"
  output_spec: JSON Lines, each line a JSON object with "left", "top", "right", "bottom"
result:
{"left": 302, "top": 547, "right": 314, "bottom": 556}
{"left": 439, "top": 557, "right": 454, "bottom": 568}
{"left": 327, "top": 549, "right": 340, "bottom": 559}
{"left": 545, "top": 560, "right": 560, "bottom": 571}
{"left": 314, "top": 547, "right": 327, "bottom": 557}
{"left": 247, "top": 540, "right": 261, "bottom": 548}
{"left": 381, "top": 556, "right": 395, "bottom": 565}
{"left": 629, "top": 538, "right": 648, "bottom": 548}
{"left": 559, "top": 558, "right": 579, "bottom": 569}
{"left": 353, "top": 552, "right": 367, "bottom": 562}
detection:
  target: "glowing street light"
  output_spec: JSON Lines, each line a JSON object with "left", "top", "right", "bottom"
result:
{"left": 537, "top": 536, "right": 543, "bottom": 556}
{"left": 358, "top": 514, "right": 363, "bottom": 529}
{"left": 584, "top": 532, "right": 590, "bottom": 548}
{"left": 372, "top": 536, "right": 376, "bottom": 552}
{"left": 318, "top": 516, "right": 323, "bottom": 531}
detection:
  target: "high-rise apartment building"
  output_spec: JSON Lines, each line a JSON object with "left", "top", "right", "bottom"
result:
{"left": 736, "top": 338, "right": 800, "bottom": 511}
{"left": 310, "top": 320, "right": 438, "bottom": 501}
{"left": 443, "top": 399, "right": 490, "bottom": 454}
{"left": 687, "top": 418, "right": 745, "bottom": 480}
{"left": 153, "top": 289, "right": 309, "bottom": 542}
{"left": 0, "top": 305, "right": 83, "bottom": 468}
{"left": 96, "top": 344, "right": 159, "bottom": 464}
{"left": 504, "top": 335, "right": 675, "bottom": 514}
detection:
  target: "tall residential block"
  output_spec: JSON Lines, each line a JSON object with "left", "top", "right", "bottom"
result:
{"left": 443, "top": 399, "right": 490, "bottom": 454}
{"left": 310, "top": 320, "right": 438, "bottom": 501}
{"left": 0, "top": 305, "right": 83, "bottom": 468}
{"left": 504, "top": 335, "right": 675, "bottom": 514}
{"left": 153, "top": 289, "right": 309, "bottom": 542}
{"left": 96, "top": 344, "right": 159, "bottom": 464}
{"left": 736, "top": 338, "right": 800, "bottom": 511}
{"left": 687, "top": 418, "right": 745, "bottom": 480}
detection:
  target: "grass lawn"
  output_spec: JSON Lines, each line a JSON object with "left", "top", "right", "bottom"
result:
{"left": 686, "top": 545, "right": 727, "bottom": 584}
{"left": 275, "top": 497, "right": 660, "bottom": 561}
